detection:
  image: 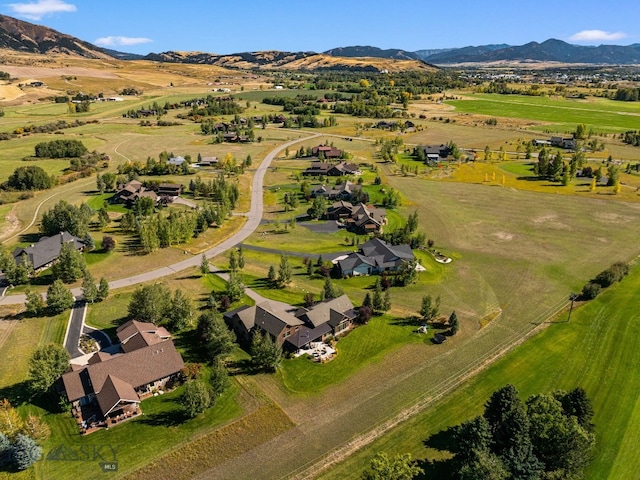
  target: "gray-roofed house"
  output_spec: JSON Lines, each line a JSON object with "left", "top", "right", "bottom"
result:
{"left": 224, "top": 295, "right": 356, "bottom": 352}
{"left": 60, "top": 319, "right": 184, "bottom": 432}
{"left": 337, "top": 238, "right": 414, "bottom": 277}
{"left": 311, "top": 181, "right": 360, "bottom": 201}
{"left": 12, "top": 231, "right": 85, "bottom": 271}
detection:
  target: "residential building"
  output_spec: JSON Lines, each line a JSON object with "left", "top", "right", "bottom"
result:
{"left": 311, "top": 180, "right": 360, "bottom": 200}
{"left": 111, "top": 180, "right": 157, "bottom": 206}
{"left": 224, "top": 295, "right": 356, "bottom": 352}
{"left": 12, "top": 231, "right": 85, "bottom": 271}
{"left": 336, "top": 238, "right": 414, "bottom": 277}
{"left": 303, "top": 161, "right": 361, "bottom": 177}
{"left": 60, "top": 320, "right": 184, "bottom": 432}
{"left": 325, "top": 201, "right": 386, "bottom": 234}
{"left": 311, "top": 145, "right": 342, "bottom": 159}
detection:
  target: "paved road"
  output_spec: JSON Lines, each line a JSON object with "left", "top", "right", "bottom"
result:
{"left": 63, "top": 300, "right": 86, "bottom": 359}
{"left": 0, "top": 134, "right": 320, "bottom": 307}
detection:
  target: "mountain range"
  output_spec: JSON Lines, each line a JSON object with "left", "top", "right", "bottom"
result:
{"left": 1, "top": 14, "right": 640, "bottom": 67}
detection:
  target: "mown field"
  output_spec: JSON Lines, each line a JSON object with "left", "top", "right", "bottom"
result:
{"left": 447, "top": 93, "right": 640, "bottom": 132}
{"left": 317, "top": 260, "right": 640, "bottom": 480}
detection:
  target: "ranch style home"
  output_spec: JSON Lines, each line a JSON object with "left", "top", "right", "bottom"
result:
{"left": 60, "top": 320, "right": 184, "bottom": 433}
{"left": 224, "top": 295, "right": 357, "bottom": 352}
{"left": 311, "top": 180, "right": 360, "bottom": 201}
{"left": 326, "top": 201, "right": 387, "bottom": 234}
{"left": 336, "top": 238, "right": 414, "bottom": 277}
{"left": 13, "top": 231, "right": 86, "bottom": 271}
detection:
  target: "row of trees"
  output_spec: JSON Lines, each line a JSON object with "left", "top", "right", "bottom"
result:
{"left": 449, "top": 384, "right": 595, "bottom": 480}
{"left": 580, "top": 261, "right": 630, "bottom": 300}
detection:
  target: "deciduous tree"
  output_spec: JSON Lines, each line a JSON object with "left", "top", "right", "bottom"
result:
{"left": 28, "top": 344, "right": 70, "bottom": 395}
{"left": 46, "top": 280, "right": 74, "bottom": 314}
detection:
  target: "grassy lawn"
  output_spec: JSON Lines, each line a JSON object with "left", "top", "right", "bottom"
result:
{"left": 32, "top": 382, "right": 243, "bottom": 480}
{"left": 279, "top": 314, "right": 432, "bottom": 395}
{"left": 317, "top": 262, "right": 640, "bottom": 480}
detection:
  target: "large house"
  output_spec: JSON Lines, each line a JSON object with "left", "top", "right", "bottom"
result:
{"left": 311, "top": 180, "right": 360, "bottom": 201}
{"left": 326, "top": 201, "right": 386, "bottom": 234}
{"left": 224, "top": 295, "right": 356, "bottom": 352}
{"left": 336, "top": 238, "right": 415, "bottom": 277}
{"left": 415, "top": 144, "right": 452, "bottom": 164}
{"left": 60, "top": 320, "right": 184, "bottom": 431}
{"left": 311, "top": 145, "right": 342, "bottom": 159}
{"left": 12, "top": 231, "right": 85, "bottom": 271}
{"left": 111, "top": 180, "right": 157, "bottom": 206}
{"left": 303, "top": 161, "right": 361, "bottom": 177}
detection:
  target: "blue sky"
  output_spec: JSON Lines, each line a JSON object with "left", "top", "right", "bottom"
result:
{"left": 2, "top": 0, "right": 639, "bottom": 55}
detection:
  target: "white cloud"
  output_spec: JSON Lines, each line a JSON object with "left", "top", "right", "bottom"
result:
{"left": 569, "top": 30, "right": 627, "bottom": 42}
{"left": 6, "top": 0, "right": 76, "bottom": 20}
{"left": 94, "top": 36, "right": 153, "bottom": 47}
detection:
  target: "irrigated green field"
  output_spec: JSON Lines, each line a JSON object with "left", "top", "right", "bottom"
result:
{"left": 317, "top": 260, "right": 640, "bottom": 480}
{"left": 447, "top": 93, "right": 640, "bottom": 132}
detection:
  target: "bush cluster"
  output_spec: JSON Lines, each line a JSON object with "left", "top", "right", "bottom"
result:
{"left": 580, "top": 261, "right": 630, "bottom": 300}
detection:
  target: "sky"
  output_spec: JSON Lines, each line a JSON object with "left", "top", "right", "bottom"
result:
{"left": 1, "top": 0, "right": 639, "bottom": 55}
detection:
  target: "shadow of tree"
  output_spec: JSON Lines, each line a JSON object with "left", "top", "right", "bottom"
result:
{"left": 173, "top": 329, "right": 207, "bottom": 364}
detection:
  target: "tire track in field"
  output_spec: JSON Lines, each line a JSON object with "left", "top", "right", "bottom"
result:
{"left": 287, "top": 294, "right": 570, "bottom": 480}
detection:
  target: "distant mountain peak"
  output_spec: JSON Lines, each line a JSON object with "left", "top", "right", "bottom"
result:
{"left": 323, "top": 45, "right": 420, "bottom": 61}
{"left": 0, "top": 14, "right": 132, "bottom": 59}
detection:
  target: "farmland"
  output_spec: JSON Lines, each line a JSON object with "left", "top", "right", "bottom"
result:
{"left": 1, "top": 55, "right": 640, "bottom": 480}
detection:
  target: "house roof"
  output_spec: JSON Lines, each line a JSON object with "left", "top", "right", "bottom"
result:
{"left": 116, "top": 320, "right": 159, "bottom": 343}
{"left": 285, "top": 323, "right": 332, "bottom": 348}
{"left": 96, "top": 375, "right": 140, "bottom": 417}
{"left": 225, "top": 302, "right": 303, "bottom": 338}
{"left": 295, "top": 295, "right": 355, "bottom": 328}
{"left": 13, "top": 231, "right": 85, "bottom": 270}
{"left": 62, "top": 340, "right": 184, "bottom": 402}
{"left": 360, "top": 238, "right": 414, "bottom": 262}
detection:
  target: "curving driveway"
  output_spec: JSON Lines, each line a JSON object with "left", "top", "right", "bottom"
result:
{"left": 0, "top": 133, "right": 320, "bottom": 306}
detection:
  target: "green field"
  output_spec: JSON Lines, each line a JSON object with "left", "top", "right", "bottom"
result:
{"left": 447, "top": 93, "right": 640, "bottom": 132}
{"left": 317, "top": 260, "right": 640, "bottom": 480}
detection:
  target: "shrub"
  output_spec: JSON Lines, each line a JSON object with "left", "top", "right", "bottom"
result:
{"left": 580, "top": 282, "right": 601, "bottom": 300}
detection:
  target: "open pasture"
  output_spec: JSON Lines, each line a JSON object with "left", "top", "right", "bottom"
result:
{"left": 317, "top": 260, "right": 640, "bottom": 480}
{"left": 447, "top": 93, "right": 640, "bottom": 132}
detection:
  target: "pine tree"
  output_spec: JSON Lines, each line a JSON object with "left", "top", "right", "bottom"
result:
{"left": 449, "top": 311, "right": 459, "bottom": 335}
{"left": 382, "top": 289, "right": 391, "bottom": 312}
{"left": 200, "top": 254, "right": 209, "bottom": 275}
{"left": 10, "top": 434, "right": 42, "bottom": 470}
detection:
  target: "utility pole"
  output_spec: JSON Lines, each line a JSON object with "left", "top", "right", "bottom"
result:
{"left": 567, "top": 293, "right": 578, "bottom": 323}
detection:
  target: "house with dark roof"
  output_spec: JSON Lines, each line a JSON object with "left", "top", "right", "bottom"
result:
{"left": 311, "top": 145, "right": 342, "bottom": 159}
{"left": 111, "top": 180, "right": 158, "bottom": 206}
{"left": 60, "top": 320, "right": 184, "bottom": 432}
{"left": 415, "top": 144, "right": 452, "bottom": 164}
{"left": 336, "top": 238, "right": 414, "bottom": 277}
{"left": 224, "top": 295, "right": 356, "bottom": 352}
{"left": 325, "top": 201, "right": 386, "bottom": 234}
{"left": 303, "top": 161, "right": 361, "bottom": 177}
{"left": 157, "top": 183, "right": 183, "bottom": 198}
{"left": 311, "top": 180, "right": 360, "bottom": 201}
{"left": 12, "top": 232, "right": 85, "bottom": 271}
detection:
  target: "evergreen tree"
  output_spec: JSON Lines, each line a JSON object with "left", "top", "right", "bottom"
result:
{"left": 229, "top": 249, "right": 239, "bottom": 272}
{"left": 10, "top": 434, "right": 42, "bottom": 471}
{"left": 372, "top": 284, "right": 383, "bottom": 313}
{"left": 209, "top": 360, "right": 230, "bottom": 398}
{"left": 362, "top": 292, "right": 372, "bottom": 309}
{"left": 0, "top": 431, "right": 10, "bottom": 467}
{"left": 200, "top": 254, "right": 209, "bottom": 275}
{"left": 198, "top": 311, "right": 236, "bottom": 361}
{"left": 277, "top": 255, "right": 292, "bottom": 286}
{"left": 225, "top": 271, "right": 244, "bottom": 302}
{"left": 237, "top": 246, "right": 245, "bottom": 269}
{"left": 449, "top": 311, "right": 459, "bottom": 335}
{"left": 268, "top": 265, "right": 277, "bottom": 285}
{"left": 323, "top": 277, "right": 338, "bottom": 299}
{"left": 382, "top": 289, "right": 391, "bottom": 312}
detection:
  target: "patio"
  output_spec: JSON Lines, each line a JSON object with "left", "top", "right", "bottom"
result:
{"left": 295, "top": 342, "right": 336, "bottom": 363}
